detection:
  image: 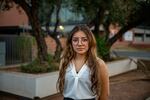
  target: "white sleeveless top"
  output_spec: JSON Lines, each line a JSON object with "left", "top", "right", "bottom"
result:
{"left": 63, "top": 61, "right": 96, "bottom": 99}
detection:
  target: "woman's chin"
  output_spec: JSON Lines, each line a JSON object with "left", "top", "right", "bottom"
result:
{"left": 76, "top": 51, "right": 87, "bottom": 55}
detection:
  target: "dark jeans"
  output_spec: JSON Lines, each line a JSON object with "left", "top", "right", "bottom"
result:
{"left": 64, "top": 97, "right": 95, "bottom": 100}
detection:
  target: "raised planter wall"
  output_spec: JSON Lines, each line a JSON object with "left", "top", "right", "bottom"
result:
{"left": 108, "top": 58, "right": 137, "bottom": 76}
{"left": 0, "top": 71, "right": 59, "bottom": 98}
{"left": 0, "top": 58, "right": 137, "bottom": 99}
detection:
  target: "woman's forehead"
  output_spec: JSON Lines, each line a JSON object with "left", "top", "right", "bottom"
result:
{"left": 73, "top": 31, "right": 87, "bottom": 37}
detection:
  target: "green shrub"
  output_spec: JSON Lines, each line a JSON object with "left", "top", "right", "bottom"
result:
{"left": 96, "top": 36, "right": 110, "bottom": 58}
{"left": 15, "top": 36, "right": 32, "bottom": 62}
{"left": 21, "top": 54, "right": 59, "bottom": 74}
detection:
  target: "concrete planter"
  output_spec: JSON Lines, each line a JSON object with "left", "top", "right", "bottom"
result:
{"left": 0, "top": 71, "right": 59, "bottom": 99}
{"left": 0, "top": 58, "right": 137, "bottom": 99}
{"left": 107, "top": 58, "right": 137, "bottom": 76}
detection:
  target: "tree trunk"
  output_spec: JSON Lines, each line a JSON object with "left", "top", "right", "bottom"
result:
{"left": 13, "top": 0, "right": 48, "bottom": 63}
{"left": 45, "top": 6, "right": 54, "bottom": 35}
{"left": 45, "top": 4, "right": 63, "bottom": 61}
{"left": 53, "top": 35, "right": 62, "bottom": 61}
{"left": 93, "top": 7, "right": 105, "bottom": 35}
{"left": 53, "top": 0, "right": 62, "bottom": 61}
{"left": 44, "top": 0, "right": 62, "bottom": 62}
{"left": 102, "top": 53, "right": 111, "bottom": 62}
{"left": 107, "top": 2, "right": 150, "bottom": 48}
{"left": 30, "top": 15, "right": 48, "bottom": 63}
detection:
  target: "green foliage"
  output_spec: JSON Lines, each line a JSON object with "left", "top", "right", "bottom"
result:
{"left": 21, "top": 60, "right": 49, "bottom": 73}
{"left": 47, "top": 54, "right": 53, "bottom": 64}
{"left": 67, "top": 0, "right": 113, "bottom": 23}
{"left": 67, "top": 0, "right": 141, "bottom": 27}
{"left": 38, "top": 0, "right": 57, "bottom": 25}
{"left": 96, "top": 36, "right": 109, "bottom": 58}
{"left": 15, "top": 36, "right": 32, "bottom": 62}
{"left": 108, "top": 0, "right": 140, "bottom": 26}
{"left": 21, "top": 54, "right": 59, "bottom": 74}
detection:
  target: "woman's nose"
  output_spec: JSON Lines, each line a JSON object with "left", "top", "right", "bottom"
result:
{"left": 78, "top": 39, "right": 82, "bottom": 45}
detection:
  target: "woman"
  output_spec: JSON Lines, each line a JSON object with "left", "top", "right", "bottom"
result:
{"left": 57, "top": 25, "right": 109, "bottom": 100}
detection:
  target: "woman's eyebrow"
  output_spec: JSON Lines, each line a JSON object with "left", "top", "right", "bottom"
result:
{"left": 72, "top": 36, "right": 87, "bottom": 38}
{"left": 81, "top": 37, "right": 88, "bottom": 38}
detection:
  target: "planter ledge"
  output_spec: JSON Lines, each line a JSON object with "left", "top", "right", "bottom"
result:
{"left": 0, "top": 58, "right": 137, "bottom": 99}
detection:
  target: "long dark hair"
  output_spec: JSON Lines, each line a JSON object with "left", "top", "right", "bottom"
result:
{"left": 57, "top": 25, "right": 101, "bottom": 95}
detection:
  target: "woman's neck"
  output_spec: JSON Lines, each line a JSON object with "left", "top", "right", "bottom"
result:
{"left": 74, "top": 54, "right": 86, "bottom": 61}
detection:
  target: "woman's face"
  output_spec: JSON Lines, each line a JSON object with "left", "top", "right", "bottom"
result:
{"left": 72, "top": 31, "right": 89, "bottom": 55}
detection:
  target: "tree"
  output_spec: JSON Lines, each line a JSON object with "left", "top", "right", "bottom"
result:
{"left": 1, "top": 0, "right": 49, "bottom": 64}
{"left": 107, "top": 0, "right": 150, "bottom": 47}
{"left": 66, "top": 0, "right": 150, "bottom": 61}
{"left": 67, "top": 0, "right": 111, "bottom": 33}
{"left": 38, "top": 0, "right": 63, "bottom": 62}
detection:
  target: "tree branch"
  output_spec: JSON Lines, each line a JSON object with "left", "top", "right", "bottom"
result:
{"left": 13, "top": 0, "right": 31, "bottom": 18}
{"left": 107, "top": 2, "right": 150, "bottom": 47}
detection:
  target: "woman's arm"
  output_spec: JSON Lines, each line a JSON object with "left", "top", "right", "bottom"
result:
{"left": 98, "top": 59, "right": 110, "bottom": 100}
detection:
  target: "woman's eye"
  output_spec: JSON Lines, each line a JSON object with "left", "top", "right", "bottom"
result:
{"left": 72, "top": 39, "right": 78, "bottom": 42}
{"left": 82, "top": 38, "right": 88, "bottom": 42}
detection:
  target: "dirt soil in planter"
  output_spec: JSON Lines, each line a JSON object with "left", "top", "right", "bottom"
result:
{"left": 0, "top": 62, "right": 60, "bottom": 74}
{"left": 0, "top": 67, "right": 21, "bottom": 72}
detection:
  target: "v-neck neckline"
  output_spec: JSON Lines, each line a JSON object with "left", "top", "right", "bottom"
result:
{"left": 72, "top": 61, "right": 87, "bottom": 76}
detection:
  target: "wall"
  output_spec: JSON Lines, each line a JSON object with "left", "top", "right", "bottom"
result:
{"left": 0, "top": 3, "right": 28, "bottom": 26}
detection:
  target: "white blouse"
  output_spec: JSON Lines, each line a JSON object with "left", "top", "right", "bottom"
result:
{"left": 63, "top": 62, "right": 96, "bottom": 99}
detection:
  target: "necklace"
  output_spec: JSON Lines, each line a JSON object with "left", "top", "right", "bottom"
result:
{"left": 74, "top": 58, "right": 87, "bottom": 73}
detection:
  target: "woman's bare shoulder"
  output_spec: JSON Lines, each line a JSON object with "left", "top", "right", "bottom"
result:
{"left": 96, "top": 57, "right": 108, "bottom": 72}
{"left": 96, "top": 57, "right": 106, "bottom": 66}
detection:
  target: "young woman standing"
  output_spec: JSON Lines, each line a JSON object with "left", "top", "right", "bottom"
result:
{"left": 57, "top": 25, "right": 109, "bottom": 100}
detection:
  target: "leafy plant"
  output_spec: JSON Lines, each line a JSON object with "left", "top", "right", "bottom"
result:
{"left": 96, "top": 36, "right": 109, "bottom": 59}
{"left": 14, "top": 36, "right": 32, "bottom": 63}
{"left": 21, "top": 54, "right": 59, "bottom": 74}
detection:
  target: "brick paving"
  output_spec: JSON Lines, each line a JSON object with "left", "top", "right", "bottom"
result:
{"left": 0, "top": 70, "right": 150, "bottom": 100}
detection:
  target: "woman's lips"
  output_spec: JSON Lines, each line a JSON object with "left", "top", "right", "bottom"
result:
{"left": 77, "top": 48, "right": 84, "bottom": 50}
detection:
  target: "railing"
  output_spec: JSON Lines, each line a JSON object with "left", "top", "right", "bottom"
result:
{"left": 0, "top": 35, "right": 32, "bottom": 66}
{"left": 111, "top": 50, "right": 150, "bottom": 77}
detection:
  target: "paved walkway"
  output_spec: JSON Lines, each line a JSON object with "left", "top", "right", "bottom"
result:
{"left": 109, "top": 70, "right": 150, "bottom": 100}
{"left": 0, "top": 70, "right": 149, "bottom": 100}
